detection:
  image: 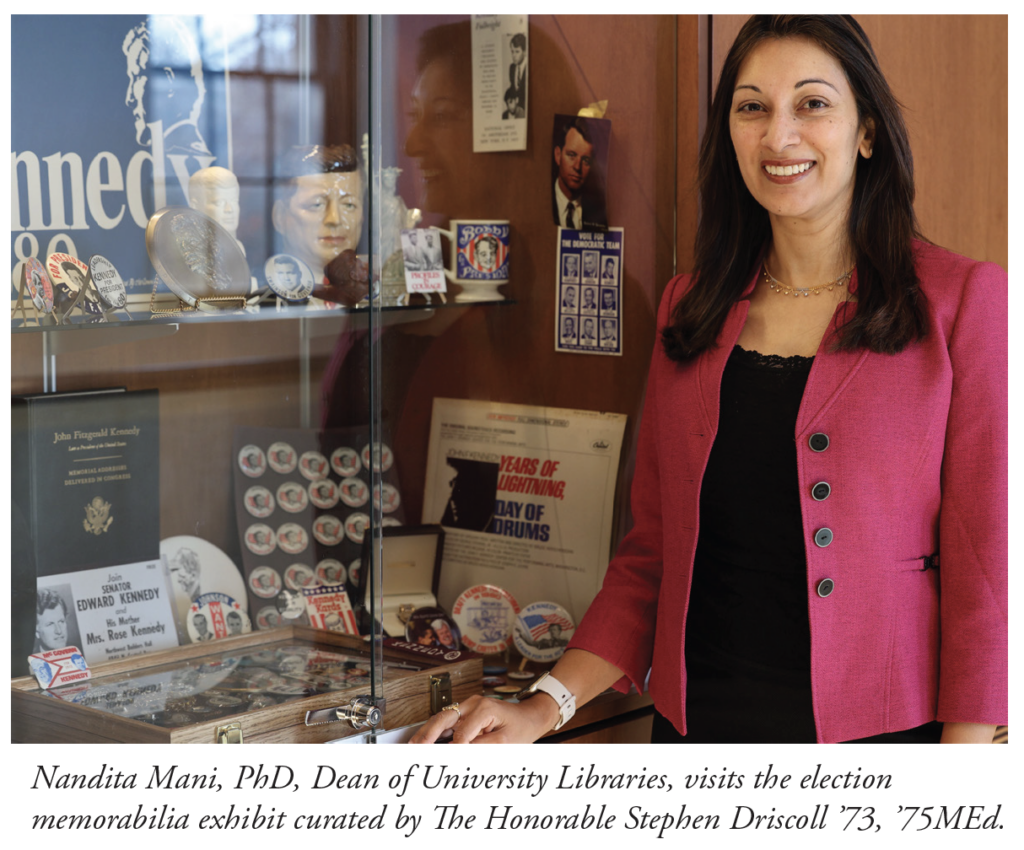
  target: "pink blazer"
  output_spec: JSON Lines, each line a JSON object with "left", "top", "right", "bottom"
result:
{"left": 570, "top": 242, "right": 1008, "bottom": 742}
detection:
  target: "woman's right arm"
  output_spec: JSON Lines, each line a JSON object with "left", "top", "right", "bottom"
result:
{"left": 409, "top": 648, "right": 626, "bottom": 743}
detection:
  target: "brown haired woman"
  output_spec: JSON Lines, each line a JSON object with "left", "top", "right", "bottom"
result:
{"left": 412, "top": 15, "right": 1006, "bottom": 744}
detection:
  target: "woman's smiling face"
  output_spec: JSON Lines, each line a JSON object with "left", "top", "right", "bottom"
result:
{"left": 729, "top": 36, "right": 873, "bottom": 227}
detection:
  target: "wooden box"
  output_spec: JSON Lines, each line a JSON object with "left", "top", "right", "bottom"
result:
{"left": 11, "top": 625, "right": 481, "bottom": 744}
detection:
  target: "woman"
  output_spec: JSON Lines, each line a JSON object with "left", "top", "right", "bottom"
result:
{"left": 412, "top": 15, "right": 1006, "bottom": 745}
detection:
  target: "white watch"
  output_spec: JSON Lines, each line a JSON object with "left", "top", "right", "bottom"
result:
{"left": 515, "top": 671, "right": 576, "bottom": 730}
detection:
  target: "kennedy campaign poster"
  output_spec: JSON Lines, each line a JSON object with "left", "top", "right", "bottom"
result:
{"left": 35, "top": 559, "right": 181, "bottom": 667}
{"left": 11, "top": 15, "right": 313, "bottom": 307}
{"left": 422, "top": 399, "right": 626, "bottom": 624}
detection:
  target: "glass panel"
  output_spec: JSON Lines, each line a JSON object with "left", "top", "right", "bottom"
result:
{"left": 363, "top": 15, "right": 678, "bottom": 717}
{"left": 10, "top": 14, "right": 384, "bottom": 734}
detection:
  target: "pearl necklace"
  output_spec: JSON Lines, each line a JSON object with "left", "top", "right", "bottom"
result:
{"left": 763, "top": 262, "right": 854, "bottom": 298}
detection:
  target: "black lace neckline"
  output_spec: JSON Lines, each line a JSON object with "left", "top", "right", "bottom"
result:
{"left": 733, "top": 345, "right": 814, "bottom": 370}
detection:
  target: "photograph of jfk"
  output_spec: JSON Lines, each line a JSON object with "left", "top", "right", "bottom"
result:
{"left": 551, "top": 114, "right": 610, "bottom": 231}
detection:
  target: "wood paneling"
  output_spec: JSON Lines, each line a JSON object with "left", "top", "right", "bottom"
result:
{"left": 710, "top": 14, "right": 1007, "bottom": 269}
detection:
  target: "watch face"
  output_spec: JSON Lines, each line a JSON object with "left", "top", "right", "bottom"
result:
{"left": 512, "top": 601, "right": 575, "bottom": 663}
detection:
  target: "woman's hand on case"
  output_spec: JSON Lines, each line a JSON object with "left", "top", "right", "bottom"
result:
{"left": 409, "top": 693, "right": 559, "bottom": 744}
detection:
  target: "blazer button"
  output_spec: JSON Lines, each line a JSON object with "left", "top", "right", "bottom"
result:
{"left": 812, "top": 481, "right": 831, "bottom": 501}
{"left": 809, "top": 433, "right": 830, "bottom": 452}
{"left": 814, "top": 528, "right": 833, "bottom": 547}
{"left": 816, "top": 578, "right": 835, "bottom": 598}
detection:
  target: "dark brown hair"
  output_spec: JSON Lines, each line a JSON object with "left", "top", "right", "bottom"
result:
{"left": 662, "top": 15, "right": 926, "bottom": 361}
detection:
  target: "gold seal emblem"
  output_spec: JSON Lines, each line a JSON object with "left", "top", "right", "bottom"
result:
{"left": 83, "top": 496, "right": 113, "bottom": 535}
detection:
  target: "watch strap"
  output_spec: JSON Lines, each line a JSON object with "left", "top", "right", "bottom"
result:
{"left": 518, "top": 672, "right": 576, "bottom": 730}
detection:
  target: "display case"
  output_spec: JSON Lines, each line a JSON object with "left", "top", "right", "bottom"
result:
{"left": 11, "top": 13, "right": 685, "bottom": 743}
{"left": 12, "top": 14, "right": 1006, "bottom": 745}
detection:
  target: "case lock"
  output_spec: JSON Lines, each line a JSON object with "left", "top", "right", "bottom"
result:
{"left": 306, "top": 696, "right": 386, "bottom": 730}
{"left": 430, "top": 672, "right": 453, "bottom": 714}
{"left": 216, "top": 722, "right": 243, "bottom": 744}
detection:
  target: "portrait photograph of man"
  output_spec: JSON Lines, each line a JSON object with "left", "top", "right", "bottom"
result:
{"left": 562, "top": 254, "right": 580, "bottom": 283}
{"left": 600, "top": 287, "right": 618, "bottom": 313}
{"left": 581, "top": 286, "right": 597, "bottom": 313}
{"left": 560, "top": 316, "right": 578, "bottom": 345}
{"left": 561, "top": 285, "right": 577, "bottom": 310}
{"left": 551, "top": 114, "right": 610, "bottom": 231}
{"left": 507, "top": 31, "right": 527, "bottom": 114}
{"left": 582, "top": 251, "right": 600, "bottom": 282}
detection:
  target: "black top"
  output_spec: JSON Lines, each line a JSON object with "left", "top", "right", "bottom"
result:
{"left": 666, "top": 345, "right": 941, "bottom": 744}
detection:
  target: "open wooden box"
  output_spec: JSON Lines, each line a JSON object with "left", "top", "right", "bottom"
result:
{"left": 12, "top": 625, "right": 481, "bottom": 744}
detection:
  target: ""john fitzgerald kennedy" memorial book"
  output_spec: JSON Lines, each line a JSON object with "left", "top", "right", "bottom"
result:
{"left": 12, "top": 388, "right": 161, "bottom": 671}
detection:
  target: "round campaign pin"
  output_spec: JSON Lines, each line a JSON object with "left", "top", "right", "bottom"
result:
{"left": 483, "top": 665, "right": 507, "bottom": 675}
{"left": 264, "top": 253, "right": 315, "bottom": 302}
{"left": 507, "top": 670, "right": 536, "bottom": 680}
{"left": 243, "top": 485, "right": 275, "bottom": 518}
{"left": 451, "top": 585, "right": 521, "bottom": 655}
{"left": 512, "top": 601, "right": 576, "bottom": 664}
{"left": 88, "top": 254, "right": 128, "bottom": 309}
{"left": 238, "top": 445, "right": 267, "bottom": 478}
{"left": 316, "top": 559, "right": 347, "bottom": 586}
{"left": 145, "top": 207, "right": 251, "bottom": 309}
{"left": 277, "top": 523, "right": 309, "bottom": 555}
{"left": 494, "top": 685, "right": 521, "bottom": 695}
{"left": 249, "top": 566, "right": 282, "bottom": 599}
{"left": 482, "top": 676, "right": 506, "bottom": 687}
{"left": 46, "top": 252, "right": 104, "bottom": 314}
{"left": 348, "top": 558, "right": 362, "bottom": 588}
{"left": 345, "top": 512, "right": 370, "bottom": 544}
{"left": 338, "top": 476, "right": 369, "bottom": 508}
{"left": 244, "top": 523, "right": 276, "bottom": 556}
{"left": 267, "top": 442, "right": 297, "bottom": 474}
{"left": 381, "top": 517, "right": 403, "bottom": 528}
{"left": 299, "top": 451, "right": 329, "bottom": 481}
{"left": 313, "top": 514, "right": 345, "bottom": 546}
{"left": 255, "top": 605, "right": 282, "bottom": 629}
{"left": 331, "top": 447, "right": 361, "bottom": 477}
{"left": 374, "top": 483, "right": 401, "bottom": 514}
{"left": 309, "top": 478, "right": 339, "bottom": 510}
{"left": 361, "top": 442, "right": 393, "bottom": 473}
{"left": 405, "top": 607, "right": 462, "bottom": 651}
{"left": 276, "top": 481, "right": 309, "bottom": 513}
{"left": 274, "top": 587, "right": 308, "bottom": 622}
{"left": 186, "top": 592, "right": 251, "bottom": 643}
{"left": 23, "top": 258, "right": 53, "bottom": 313}
{"left": 284, "top": 563, "right": 317, "bottom": 591}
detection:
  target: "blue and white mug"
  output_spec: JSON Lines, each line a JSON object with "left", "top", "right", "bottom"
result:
{"left": 432, "top": 219, "right": 509, "bottom": 302}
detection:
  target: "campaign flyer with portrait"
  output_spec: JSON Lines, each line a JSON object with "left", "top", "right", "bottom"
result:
{"left": 556, "top": 227, "right": 623, "bottom": 355}
{"left": 34, "top": 559, "right": 181, "bottom": 667}
{"left": 422, "top": 399, "right": 626, "bottom": 625}
{"left": 471, "top": 14, "right": 528, "bottom": 152}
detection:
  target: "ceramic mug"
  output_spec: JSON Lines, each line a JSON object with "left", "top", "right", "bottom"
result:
{"left": 432, "top": 219, "right": 509, "bottom": 302}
